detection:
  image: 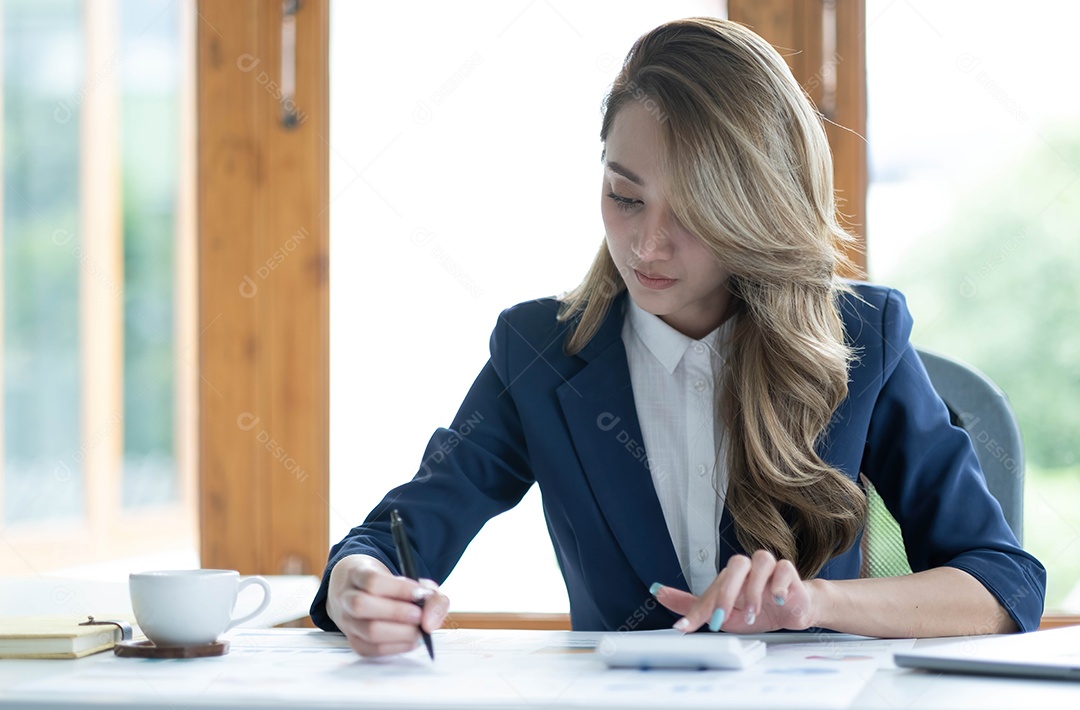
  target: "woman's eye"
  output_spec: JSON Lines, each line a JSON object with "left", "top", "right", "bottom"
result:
{"left": 606, "top": 192, "right": 642, "bottom": 212}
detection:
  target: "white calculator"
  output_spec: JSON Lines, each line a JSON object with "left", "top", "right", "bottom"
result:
{"left": 595, "top": 631, "right": 766, "bottom": 670}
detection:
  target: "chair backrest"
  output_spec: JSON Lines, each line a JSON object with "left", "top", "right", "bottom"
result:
{"left": 861, "top": 347, "right": 1024, "bottom": 578}
{"left": 916, "top": 347, "right": 1024, "bottom": 543}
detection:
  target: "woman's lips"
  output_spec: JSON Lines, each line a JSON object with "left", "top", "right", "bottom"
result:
{"left": 633, "top": 269, "right": 677, "bottom": 290}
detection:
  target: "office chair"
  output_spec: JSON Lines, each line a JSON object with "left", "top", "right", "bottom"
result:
{"left": 861, "top": 347, "right": 1025, "bottom": 578}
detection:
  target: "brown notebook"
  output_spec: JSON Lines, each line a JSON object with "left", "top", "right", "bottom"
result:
{"left": 0, "top": 615, "right": 133, "bottom": 659}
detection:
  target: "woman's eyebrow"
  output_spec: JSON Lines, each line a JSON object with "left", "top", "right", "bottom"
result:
{"left": 606, "top": 161, "right": 644, "bottom": 186}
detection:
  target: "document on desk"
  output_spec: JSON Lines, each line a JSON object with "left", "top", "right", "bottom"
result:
{"left": 2, "top": 628, "right": 914, "bottom": 709}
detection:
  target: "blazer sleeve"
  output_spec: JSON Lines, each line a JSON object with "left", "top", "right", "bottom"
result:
{"left": 309, "top": 309, "right": 536, "bottom": 631}
{"left": 860, "top": 289, "right": 1046, "bottom": 632}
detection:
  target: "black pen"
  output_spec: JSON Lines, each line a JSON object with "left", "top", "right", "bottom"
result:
{"left": 389, "top": 509, "right": 435, "bottom": 660}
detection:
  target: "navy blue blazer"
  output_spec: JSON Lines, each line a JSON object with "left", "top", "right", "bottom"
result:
{"left": 311, "top": 282, "right": 1046, "bottom": 633}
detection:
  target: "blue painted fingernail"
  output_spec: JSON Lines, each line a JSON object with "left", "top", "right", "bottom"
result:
{"left": 649, "top": 583, "right": 663, "bottom": 596}
{"left": 774, "top": 594, "right": 785, "bottom": 606}
{"left": 708, "top": 608, "right": 725, "bottom": 632}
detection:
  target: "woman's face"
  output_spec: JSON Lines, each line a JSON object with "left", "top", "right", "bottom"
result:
{"left": 601, "top": 102, "right": 732, "bottom": 340}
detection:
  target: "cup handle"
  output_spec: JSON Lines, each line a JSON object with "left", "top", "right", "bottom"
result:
{"left": 226, "top": 576, "right": 273, "bottom": 631}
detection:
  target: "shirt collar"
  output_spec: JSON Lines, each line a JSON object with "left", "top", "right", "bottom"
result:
{"left": 625, "top": 297, "right": 734, "bottom": 374}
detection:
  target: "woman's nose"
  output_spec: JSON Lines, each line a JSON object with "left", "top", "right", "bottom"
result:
{"left": 632, "top": 212, "right": 674, "bottom": 261}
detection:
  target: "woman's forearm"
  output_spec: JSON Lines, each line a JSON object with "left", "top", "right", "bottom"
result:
{"left": 809, "top": 566, "right": 1018, "bottom": 637}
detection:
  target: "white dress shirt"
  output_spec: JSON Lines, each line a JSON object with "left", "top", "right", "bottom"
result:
{"left": 621, "top": 298, "right": 734, "bottom": 596}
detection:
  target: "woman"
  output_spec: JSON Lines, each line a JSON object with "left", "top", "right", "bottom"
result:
{"left": 311, "top": 17, "right": 1045, "bottom": 657}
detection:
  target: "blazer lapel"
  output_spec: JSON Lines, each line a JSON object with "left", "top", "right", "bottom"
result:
{"left": 556, "top": 295, "right": 688, "bottom": 593}
{"left": 717, "top": 505, "right": 744, "bottom": 567}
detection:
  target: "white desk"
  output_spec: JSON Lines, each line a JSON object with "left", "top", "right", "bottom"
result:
{"left": 1, "top": 629, "right": 1078, "bottom": 709}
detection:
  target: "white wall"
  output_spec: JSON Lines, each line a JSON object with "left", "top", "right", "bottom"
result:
{"left": 329, "top": 1, "right": 723, "bottom": 612}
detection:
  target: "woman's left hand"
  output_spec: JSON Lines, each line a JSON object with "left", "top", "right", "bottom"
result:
{"left": 654, "top": 549, "right": 820, "bottom": 633}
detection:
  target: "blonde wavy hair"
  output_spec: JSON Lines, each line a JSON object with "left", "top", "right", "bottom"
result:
{"left": 559, "top": 17, "right": 866, "bottom": 579}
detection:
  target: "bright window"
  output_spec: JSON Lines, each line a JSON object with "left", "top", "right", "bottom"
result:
{"left": 1, "top": 0, "right": 196, "bottom": 576}
{"left": 866, "top": 0, "right": 1080, "bottom": 611}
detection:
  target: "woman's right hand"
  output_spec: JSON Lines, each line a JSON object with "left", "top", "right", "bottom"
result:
{"left": 326, "top": 554, "right": 450, "bottom": 657}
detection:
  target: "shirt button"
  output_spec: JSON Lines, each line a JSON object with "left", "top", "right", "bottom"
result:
{"left": 697, "top": 548, "right": 708, "bottom": 562}
{"left": 694, "top": 379, "right": 707, "bottom": 392}
{"left": 697, "top": 464, "right": 707, "bottom": 476}
{"left": 692, "top": 343, "right": 705, "bottom": 354}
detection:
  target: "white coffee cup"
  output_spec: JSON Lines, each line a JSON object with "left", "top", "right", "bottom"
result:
{"left": 129, "top": 569, "right": 272, "bottom": 647}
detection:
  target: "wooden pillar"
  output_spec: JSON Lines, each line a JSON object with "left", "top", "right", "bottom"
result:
{"left": 728, "top": 0, "right": 868, "bottom": 277}
{"left": 197, "top": 0, "right": 330, "bottom": 576}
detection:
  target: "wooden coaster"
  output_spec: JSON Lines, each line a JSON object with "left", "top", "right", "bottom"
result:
{"left": 114, "top": 639, "right": 229, "bottom": 658}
